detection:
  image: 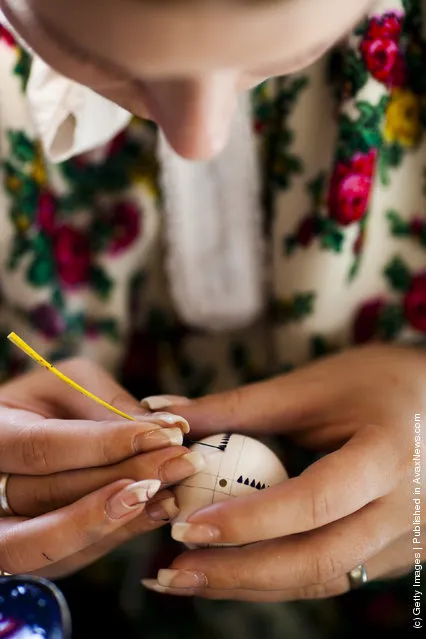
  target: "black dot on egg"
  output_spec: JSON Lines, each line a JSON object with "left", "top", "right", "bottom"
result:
{"left": 219, "top": 479, "right": 227, "bottom": 487}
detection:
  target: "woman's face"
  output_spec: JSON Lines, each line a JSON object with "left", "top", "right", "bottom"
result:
{"left": 1, "top": 0, "right": 374, "bottom": 158}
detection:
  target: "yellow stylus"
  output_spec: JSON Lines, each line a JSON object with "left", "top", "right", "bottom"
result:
{"left": 7, "top": 332, "right": 136, "bottom": 421}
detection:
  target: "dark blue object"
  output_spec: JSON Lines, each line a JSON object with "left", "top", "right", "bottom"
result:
{"left": 0, "top": 575, "right": 71, "bottom": 639}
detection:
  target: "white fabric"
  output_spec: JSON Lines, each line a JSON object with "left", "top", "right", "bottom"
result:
{"left": 158, "top": 95, "right": 265, "bottom": 331}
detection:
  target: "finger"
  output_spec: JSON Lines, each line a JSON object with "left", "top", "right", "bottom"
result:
{"left": 149, "top": 498, "right": 403, "bottom": 593}
{"left": 144, "top": 364, "right": 340, "bottom": 436}
{"left": 33, "top": 490, "right": 180, "bottom": 579}
{"left": 171, "top": 424, "right": 400, "bottom": 546}
{"left": 143, "top": 529, "right": 419, "bottom": 601}
{"left": 0, "top": 478, "right": 161, "bottom": 575}
{"left": 142, "top": 580, "right": 348, "bottom": 601}
{"left": 0, "top": 407, "right": 187, "bottom": 475}
{"left": 8, "top": 446, "right": 206, "bottom": 517}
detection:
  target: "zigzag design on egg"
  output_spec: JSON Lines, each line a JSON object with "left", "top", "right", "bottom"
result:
{"left": 237, "top": 476, "right": 268, "bottom": 490}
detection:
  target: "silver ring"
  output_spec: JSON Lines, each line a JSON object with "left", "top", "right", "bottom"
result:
{"left": 347, "top": 564, "right": 368, "bottom": 589}
{"left": 0, "top": 473, "right": 14, "bottom": 516}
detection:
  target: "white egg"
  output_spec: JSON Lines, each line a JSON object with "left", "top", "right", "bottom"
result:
{"left": 171, "top": 433, "right": 288, "bottom": 547}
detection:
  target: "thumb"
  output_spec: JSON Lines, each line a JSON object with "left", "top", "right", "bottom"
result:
{"left": 141, "top": 372, "right": 332, "bottom": 436}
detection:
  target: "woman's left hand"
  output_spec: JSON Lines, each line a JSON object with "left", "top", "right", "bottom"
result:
{"left": 142, "top": 344, "right": 425, "bottom": 601}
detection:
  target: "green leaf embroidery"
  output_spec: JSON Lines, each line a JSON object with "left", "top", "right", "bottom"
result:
{"left": 271, "top": 292, "right": 316, "bottom": 323}
{"left": 98, "top": 319, "right": 120, "bottom": 341}
{"left": 384, "top": 256, "right": 412, "bottom": 292}
{"left": 90, "top": 217, "right": 113, "bottom": 253}
{"left": 27, "top": 256, "right": 55, "bottom": 287}
{"left": 7, "top": 131, "right": 36, "bottom": 163}
{"left": 386, "top": 210, "right": 411, "bottom": 236}
{"left": 317, "top": 218, "right": 345, "bottom": 252}
{"left": 13, "top": 47, "right": 31, "bottom": 91}
{"left": 90, "top": 266, "right": 114, "bottom": 300}
{"left": 66, "top": 313, "right": 86, "bottom": 336}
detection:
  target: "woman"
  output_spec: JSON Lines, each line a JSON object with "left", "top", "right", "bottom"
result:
{"left": 0, "top": 0, "right": 424, "bottom": 637}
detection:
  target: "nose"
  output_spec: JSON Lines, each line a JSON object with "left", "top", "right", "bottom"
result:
{"left": 141, "top": 73, "right": 238, "bottom": 160}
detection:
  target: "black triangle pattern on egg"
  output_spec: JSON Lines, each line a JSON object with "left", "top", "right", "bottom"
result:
{"left": 235, "top": 476, "right": 268, "bottom": 490}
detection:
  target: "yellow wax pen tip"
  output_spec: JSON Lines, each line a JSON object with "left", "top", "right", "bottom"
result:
{"left": 6, "top": 332, "right": 135, "bottom": 422}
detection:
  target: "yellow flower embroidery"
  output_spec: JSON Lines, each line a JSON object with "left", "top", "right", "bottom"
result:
{"left": 31, "top": 156, "right": 47, "bottom": 186}
{"left": 129, "top": 170, "right": 159, "bottom": 200}
{"left": 384, "top": 89, "right": 422, "bottom": 147}
{"left": 6, "top": 176, "right": 20, "bottom": 192}
{"left": 16, "top": 215, "right": 30, "bottom": 231}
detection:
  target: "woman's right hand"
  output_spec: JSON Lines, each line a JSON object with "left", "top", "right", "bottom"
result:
{"left": 0, "top": 358, "right": 204, "bottom": 578}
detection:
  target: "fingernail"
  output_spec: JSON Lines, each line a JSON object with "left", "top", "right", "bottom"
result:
{"left": 145, "top": 496, "right": 180, "bottom": 522}
{"left": 106, "top": 479, "right": 161, "bottom": 519}
{"left": 141, "top": 396, "right": 191, "bottom": 411}
{"left": 171, "top": 522, "right": 221, "bottom": 544}
{"left": 157, "top": 569, "right": 207, "bottom": 589}
{"left": 136, "top": 412, "right": 190, "bottom": 434}
{"left": 159, "top": 452, "right": 206, "bottom": 484}
{"left": 141, "top": 579, "right": 195, "bottom": 597}
{"left": 141, "top": 579, "right": 169, "bottom": 594}
{"left": 135, "top": 427, "right": 183, "bottom": 452}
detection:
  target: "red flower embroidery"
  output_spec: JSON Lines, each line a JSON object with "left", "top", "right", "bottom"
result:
{"left": 360, "top": 12, "right": 404, "bottom": 86}
{"left": 0, "top": 24, "right": 16, "bottom": 47}
{"left": 296, "top": 215, "right": 316, "bottom": 247}
{"left": 327, "top": 150, "right": 376, "bottom": 225}
{"left": 353, "top": 298, "right": 386, "bottom": 344}
{"left": 391, "top": 53, "right": 407, "bottom": 88}
{"left": 109, "top": 201, "right": 141, "bottom": 255}
{"left": 54, "top": 226, "right": 91, "bottom": 287}
{"left": 107, "top": 131, "right": 127, "bottom": 155}
{"left": 403, "top": 274, "right": 426, "bottom": 333}
{"left": 410, "top": 215, "right": 424, "bottom": 236}
{"left": 37, "top": 192, "right": 57, "bottom": 235}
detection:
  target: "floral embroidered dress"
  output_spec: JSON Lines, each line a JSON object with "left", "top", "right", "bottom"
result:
{"left": 0, "top": 0, "right": 424, "bottom": 637}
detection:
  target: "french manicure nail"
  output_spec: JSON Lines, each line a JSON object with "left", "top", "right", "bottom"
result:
{"left": 141, "top": 579, "right": 169, "bottom": 594}
{"left": 141, "top": 396, "right": 191, "bottom": 411}
{"left": 145, "top": 497, "right": 180, "bottom": 522}
{"left": 171, "top": 522, "right": 221, "bottom": 544}
{"left": 152, "top": 412, "right": 190, "bottom": 434}
{"left": 137, "top": 412, "right": 190, "bottom": 434}
{"left": 135, "top": 427, "right": 183, "bottom": 452}
{"left": 157, "top": 569, "right": 207, "bottom": 589}
{"left": 106, "top": 479, "right": 161, "bottom": 519}
{"left": 141, "top": 579, "right": 196, "bottom": 597}
{"left": 159, "top": 451, "right": 206, "bottom": 484}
